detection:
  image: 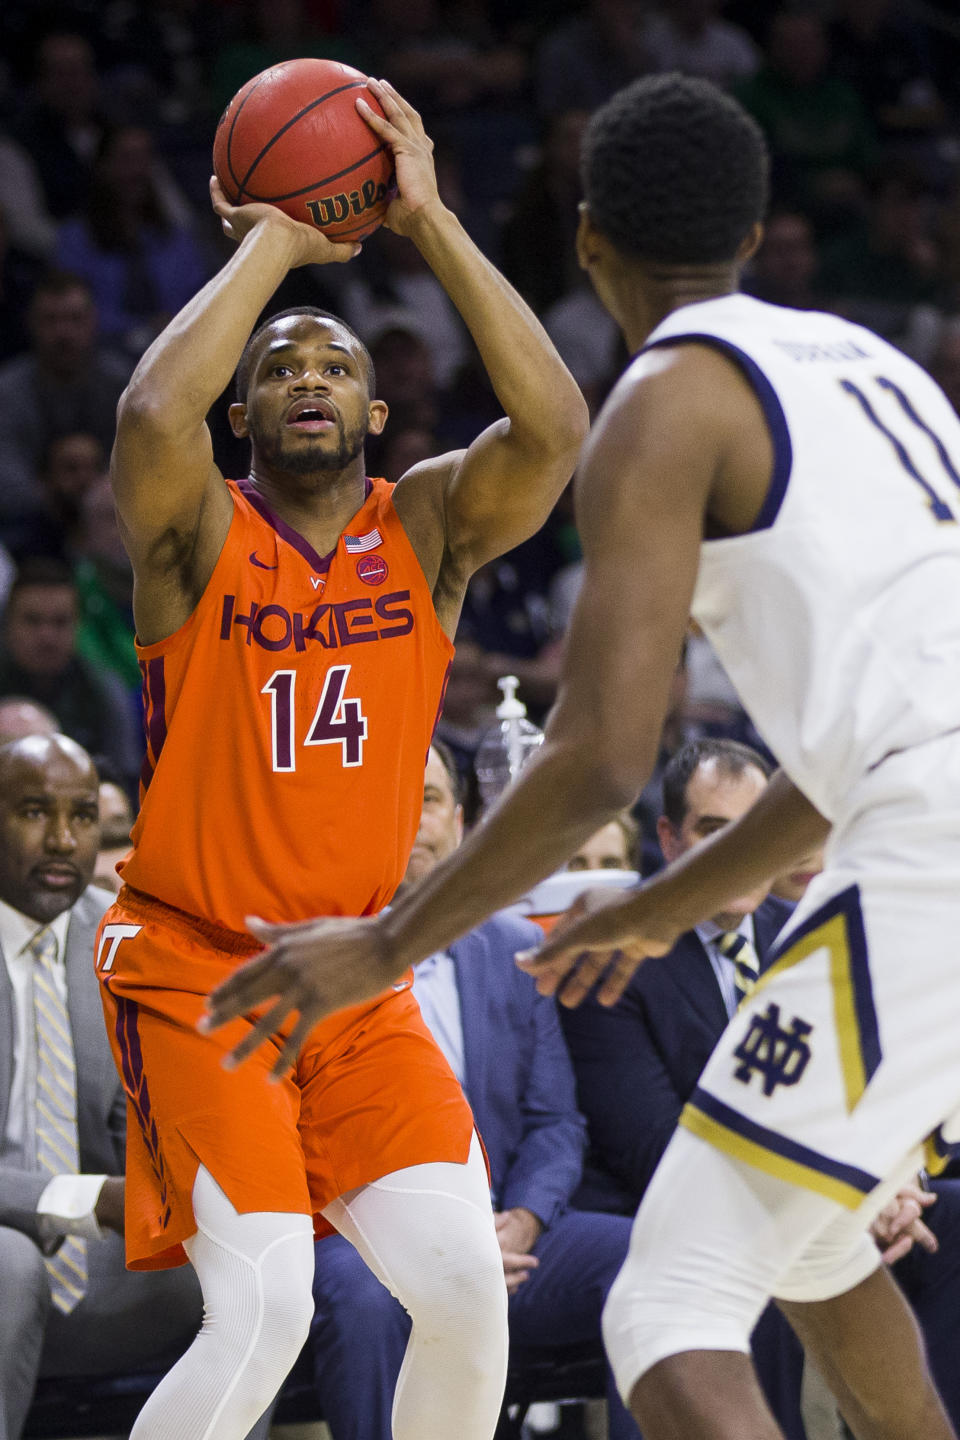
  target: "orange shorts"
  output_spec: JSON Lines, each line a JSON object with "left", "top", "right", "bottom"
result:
{"left": 95, "top": 887, "right": 476, "bottom": 1270}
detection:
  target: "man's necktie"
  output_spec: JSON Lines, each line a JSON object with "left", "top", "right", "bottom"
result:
{"left": 31, "top": 927, "right": 87, "bottom": 1314}
{"left": 717, "top": 930, "right": 760, "bottom": 1007}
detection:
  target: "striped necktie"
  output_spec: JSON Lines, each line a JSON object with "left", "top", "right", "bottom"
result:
{"left": 31, "top": 927, "right": 87, "bottom": 1314}
{"left": 717, "top": 930, "right": 760, "bottom": 1007}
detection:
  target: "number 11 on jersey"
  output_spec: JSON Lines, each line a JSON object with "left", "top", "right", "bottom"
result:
{"left": 263, "top": 665, "right": 368, "bottom": 772}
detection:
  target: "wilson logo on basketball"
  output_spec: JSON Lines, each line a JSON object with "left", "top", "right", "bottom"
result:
{"left": 306, "top": 179, "right": 392, "bottom": 230}
{"left": 356, "top": 555, "right": 388, "bottom": 586}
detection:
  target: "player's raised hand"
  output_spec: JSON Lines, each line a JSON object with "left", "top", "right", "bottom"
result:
{"left": 200, "top": 913, "right": 399, "bottom": 1078}
{"left": 355, "top": 78, "right": 439, "bottom": 235}
{"left": 209, "top": 176, "right": 361, "bottom": 265}
{"left": 516, "top": 886, "right": 677, "bottom": 1008}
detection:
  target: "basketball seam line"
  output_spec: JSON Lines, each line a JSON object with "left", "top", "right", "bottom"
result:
{"left": 239, "top": 145, "right": 391, "bottom": 204}
{"left": 234, "top": 80, "right": 370, "bottom": 198}
{"left": 223, "top": 71, "right": 272, "bottom": 196}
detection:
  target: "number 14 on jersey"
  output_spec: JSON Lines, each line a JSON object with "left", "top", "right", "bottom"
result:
{"left": 263, "top": 665, "right": 368, "bottom": 771}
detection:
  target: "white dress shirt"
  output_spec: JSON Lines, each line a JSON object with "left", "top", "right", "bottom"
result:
{"left": 0, "top": 898, "right": 107, "bottom": 1240}
{"left": 411, "top": 951, "right": 466, "bottom": 1088}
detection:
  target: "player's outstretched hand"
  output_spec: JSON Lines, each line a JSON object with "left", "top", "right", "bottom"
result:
{"left": 516, "top": 886, "right": 677, "bottom": 1008}
{"left": 200, "top": 914, "right": 398, "bottom": 1078}
{"left": 209, "top": 176, "right": 362, "bottom": 265}
{"left": 355, "top": 78, "right": 439, "bottom": 236}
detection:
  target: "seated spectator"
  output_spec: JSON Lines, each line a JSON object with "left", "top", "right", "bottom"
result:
{"left": 0, "top": 206, "right": 44, "bottom": 365}
{"left": 743, "top": 208, "right": 824, "bottom": 309}
{"left": 210, "top": 0, "right": 364, "bottom": 116}
{"left": 0, "top": 734, "right": 201, "bottom": 1440}
{"left": 10, "top": 431, "right": 108, "bottom": 560}
{"left": 93, "top": 766, "right": 135, "bottom": 894}
{"left": 54, "top": 124, "right": 211, "bottom": 359}
{"left": 9, "top": 32, "right": 109, "bottom": 225}
{"left": 534, "top": 0, "right": 655, "bottom": 120}
{"left": 819, "top": 161, "right": 945, "bottom": 343}
{"left": 642, "top": 0, "right": 759, "bottom": 89}
{"left": 0, "top": 696, "right": 59, "bottom": 745}
{"left": 0, "top": 272, "right": 130, "bottom": 539}
{"left": 561, "top": 738, "right": 806, "bottom": 1436}
{"left": 500, "top": 109, "right": 591, "bottom": 316}
{"left": 337, "top": 228, "right": 468, "bottom": 391}
{"left": 72, "top": 474, "right": 139, "bottom": 694}
{"left": 928, "top": 315, "right": 960, "bottom": 416}
{"left": 735, "top": 6, "right": 875, "bottom": 225}
{"left": 770, "top": 847, "right": 824, "bottom": 904}
{"left": 0, "top": 559, "right": 142, "bottom": 791}
{"left": 566, "top": 812, "right": 639, "bottom": 873}
{"left": 543, "top": 284, "right": 624, "bottom": 416}
{"left": 307, "top": 743, "right": 643, "bottom": 1440}
{"left": 358, "top": 0, "right": 526, "bottom": 117}
{"left": 830, "top": 0, "right": 946, "bottom": 146}
{"left": 0, "top": 139, "right": 56, "bottom": 261}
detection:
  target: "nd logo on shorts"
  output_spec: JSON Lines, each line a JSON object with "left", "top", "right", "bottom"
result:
{"left": 733, "top": 1002, "right": 814, "bottom": 1096}
{"left": 356, "top": 555, "right": 388, "bottom": 586}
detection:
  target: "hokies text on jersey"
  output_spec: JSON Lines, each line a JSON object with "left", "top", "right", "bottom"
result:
{"left": 219, "top": 591, "right": 414, "bottom": 652}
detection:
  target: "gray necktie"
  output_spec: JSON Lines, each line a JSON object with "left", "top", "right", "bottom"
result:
{"left": 31, "top": 927, "right": 87, "bottom": 1314}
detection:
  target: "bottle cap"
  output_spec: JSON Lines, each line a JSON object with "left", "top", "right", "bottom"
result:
{"left": 494, "top": 675, "right": 526, "bottom": 720}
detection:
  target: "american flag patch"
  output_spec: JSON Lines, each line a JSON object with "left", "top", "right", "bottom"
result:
{"left": 344, "top": 528, "right": 383, "bottom": 553}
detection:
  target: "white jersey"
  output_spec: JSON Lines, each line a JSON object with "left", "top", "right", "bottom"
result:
{"left": 642, "top": 293, "right": 960, "bottom": 819}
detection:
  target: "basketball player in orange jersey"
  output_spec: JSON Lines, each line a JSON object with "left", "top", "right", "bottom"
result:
{"left": 94, "top": 76, "right": 588, "bottom": 1440}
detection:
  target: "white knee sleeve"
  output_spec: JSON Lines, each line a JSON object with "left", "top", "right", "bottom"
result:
{"left": 131, "top": 1166, "right": 315, "bottom": 1440}
{"left": 323, "top": 1132, "right": 508, "bottom": 1440}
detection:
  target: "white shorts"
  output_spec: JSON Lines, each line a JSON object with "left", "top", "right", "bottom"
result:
{"left": 683, "top": 730, "right": 960, "bottom": 1211}
{"left": 602, "top": 731, "right": 960, "bottom": 1400}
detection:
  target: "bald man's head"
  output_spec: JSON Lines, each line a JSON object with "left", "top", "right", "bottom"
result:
{"left": 0, "top": 734, "right": 100, "bottom": 921}
{"left": 0, "top": 696, "right": 60, "bottom": 745}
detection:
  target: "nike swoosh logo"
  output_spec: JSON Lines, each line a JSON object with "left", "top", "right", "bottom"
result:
{"left": 249, "top": 552, "right": 278, "bottom": 570}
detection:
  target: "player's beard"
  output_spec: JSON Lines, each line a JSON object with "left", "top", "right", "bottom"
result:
{"left": 259, "top": 415, "right": 367, "bottom": 476}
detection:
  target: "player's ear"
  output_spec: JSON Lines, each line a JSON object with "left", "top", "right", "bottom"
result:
{"left": 656, "top": 815, "right": 680, "bottom": 863}
{"left": 367, "top": 399, "right": 388, "bottom": 436}
{"left": 576, "top": 201, "right": 605, "bottom": 272}
{"left": 228, "top": 402, "right": 249, "bottom": 438}
{"left": 737, "top": 222, "right": 764, "bottom": 265}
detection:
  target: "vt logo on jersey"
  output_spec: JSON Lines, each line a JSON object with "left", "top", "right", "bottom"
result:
{"left": 732, "top": 1003, "right": 813, "bottom": 1096}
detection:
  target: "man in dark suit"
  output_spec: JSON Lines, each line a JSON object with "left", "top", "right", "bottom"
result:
{"left": 0, "top": 734, "right": 268, "bottom": 1440}
{"left": 307, "top": 742, "right": 643, "bottom": 1440}
{"left": 560, "top": 738, "right": 806, "bottom": 1437}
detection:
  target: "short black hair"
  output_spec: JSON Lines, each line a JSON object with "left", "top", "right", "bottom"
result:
{"left": 662, "top": 737, "right": 773, "bottom": 828}
{"left": 428, "top": 738, "right": 463, "bottom": 806}
{"left": 582, "top": 73, "right": 770, "bottom": 266}
{"left": 234, "top": 307, "right": 375, "bottom": 401}
{"left": 7, "top": 555, "right": 77, "bottom": 603}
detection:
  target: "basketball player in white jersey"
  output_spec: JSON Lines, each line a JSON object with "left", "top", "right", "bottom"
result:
{"left": 206, "top": 75, "right": 960, "bottom": 1438}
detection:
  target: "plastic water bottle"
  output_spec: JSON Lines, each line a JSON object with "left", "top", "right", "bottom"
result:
{"left": 474, "top": 675, "right": 544, "bottom": 811}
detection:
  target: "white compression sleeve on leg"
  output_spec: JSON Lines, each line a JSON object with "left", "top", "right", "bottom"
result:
{"left": 322, "top": 1132, "right": 508, "bottom": 1440}
{"left": 130, "top": 1166, "right": 315, "bottom": 1440}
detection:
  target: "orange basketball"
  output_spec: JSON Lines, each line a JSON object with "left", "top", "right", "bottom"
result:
{"left": 213, "top": 58, "right": 395, "bottom": 242}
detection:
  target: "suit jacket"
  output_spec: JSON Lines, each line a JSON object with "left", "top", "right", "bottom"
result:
{"left": 448, "top": 911, "right": 587, "bottom": 1230}
{"left": 560, "top": 896, "right": 794, "bottom": 1215}
{"left": 0, "top": 885, "right": 121, "bottom": 1243}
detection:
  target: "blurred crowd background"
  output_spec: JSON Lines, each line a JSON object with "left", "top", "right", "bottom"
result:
{"left": 1, "top": 0, "right": 959, "bottom": 858}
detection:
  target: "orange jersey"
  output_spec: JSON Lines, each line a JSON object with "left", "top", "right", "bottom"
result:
{"left": 121, "top": 477, "right": 453, "bottom": 933}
